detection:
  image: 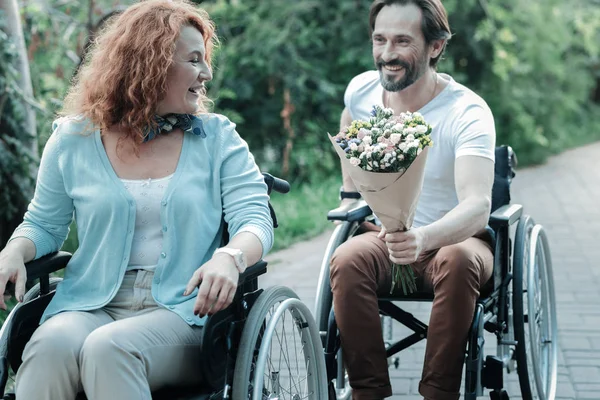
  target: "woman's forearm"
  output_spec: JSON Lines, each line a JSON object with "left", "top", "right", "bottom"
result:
{"left": 0, "top": 237, "right": 36, "bottom": 264}
{"left": 223, "top": 231, "right": 264, "bottom": 267}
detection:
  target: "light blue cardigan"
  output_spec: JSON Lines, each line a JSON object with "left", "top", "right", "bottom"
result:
{"left": 9, "top": 113, "right": 274, "bottom": 326}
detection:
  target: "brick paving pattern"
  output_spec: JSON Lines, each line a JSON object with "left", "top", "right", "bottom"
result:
{"left": 262, "top": 142, "right": 600, "bottom": 400}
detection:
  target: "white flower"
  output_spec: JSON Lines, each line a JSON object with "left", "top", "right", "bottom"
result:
{"left": 398, "top": 154, "right": 405, "bottom": 161}
{"left": 406, "top": 134, "right": 415, "bottom": 142}
{"left": 349, "top": 157, "right": 361, "bottom": 166}
{"left": 411, "top": 139, "right": 420, "bottom": 148}
{"left": 373, "top": 161, "right": 379, "bottom": 167}
{"left": 416, "top": 125, "right": 428, "bottom": 133}
{"left": 393, "top": 123, "right": 403, "bottom": 131}
{"left": 349, "top": 143, "right": 358, "bottom": 151}
{"left": 398, "top": 142, "right": 407, "bottom": 151}
{"left": 405, "top": 127, "right": 417, "bottom": 135}
{"left": 413, "top": 112, "right": 423, "bottom": 119}
{"left": 363, "top": 136, "right": 373, "bottom": 145}
{"left": 390, "top": 133, "right": 402, "bottom": 145}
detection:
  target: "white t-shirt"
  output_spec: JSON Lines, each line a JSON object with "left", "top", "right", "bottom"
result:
{"left": 344, "top": 71, "right": 495, "bottom": 228}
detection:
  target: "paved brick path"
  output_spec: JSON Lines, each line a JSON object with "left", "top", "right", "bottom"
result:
{"left": 261, "top": 142, "right": 600, "bottom": 400}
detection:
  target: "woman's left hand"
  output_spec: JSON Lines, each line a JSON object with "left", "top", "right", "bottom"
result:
{"left": 184, "top": 253, "right": 239, "bottom": 317}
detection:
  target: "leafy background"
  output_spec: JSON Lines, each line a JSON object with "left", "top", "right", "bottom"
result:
{"left": 0, "top": 0, "right": 599, "bottom": 318}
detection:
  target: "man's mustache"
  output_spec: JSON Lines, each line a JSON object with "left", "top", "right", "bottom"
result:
{"left": 376, "top": 59, "right": 410, "bottom": 70}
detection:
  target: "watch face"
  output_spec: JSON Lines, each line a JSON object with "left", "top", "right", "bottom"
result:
{"left": 234, "top": 252, "right": 245, "bottom": 267}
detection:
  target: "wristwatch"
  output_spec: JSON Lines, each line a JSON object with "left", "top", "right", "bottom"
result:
{"left": 213, "top": 247, "right": 248, "bottom": 273}
{"left": 339, "top": 186, "right": 361, "bottom": 200}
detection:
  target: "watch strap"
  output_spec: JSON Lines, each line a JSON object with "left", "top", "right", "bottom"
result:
{"left": 213, "top": 247, "right": 247, "bottom": 273}
{"left": 339, "top": 187, "right": 361, "bottom": 200}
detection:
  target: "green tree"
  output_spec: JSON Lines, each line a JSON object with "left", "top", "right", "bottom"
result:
{"left": 0, "top": 1, "right": 37, "bottom": 248}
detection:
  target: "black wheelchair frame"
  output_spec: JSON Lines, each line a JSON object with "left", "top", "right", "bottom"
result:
{"left": 315, "top": 145, "right": 558, "bottom": 400}
{"left": 0, "top": 173, "right": 323, "bottom": 400}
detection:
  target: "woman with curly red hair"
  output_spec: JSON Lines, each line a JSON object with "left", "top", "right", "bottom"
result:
{"left": 0, "top": 1, "right": 273, "bottom": 398}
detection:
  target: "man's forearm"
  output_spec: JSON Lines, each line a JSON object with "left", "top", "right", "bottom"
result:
{"left": 341, "top": 162, "right": 358, "bottom": 192}
{"left": 417, "top": 196, "right": 491, "bottom": 252}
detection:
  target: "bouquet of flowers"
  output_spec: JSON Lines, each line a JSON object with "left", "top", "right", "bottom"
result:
{"left": 328, "top": 105, "right": 433, "bottom": 294}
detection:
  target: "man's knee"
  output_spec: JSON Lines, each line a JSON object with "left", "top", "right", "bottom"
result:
{"left": 434, "top": 243, "right": 481, "bottom": 285}
{"left": 330, "top": 235, "right": 380, "bottom": 287}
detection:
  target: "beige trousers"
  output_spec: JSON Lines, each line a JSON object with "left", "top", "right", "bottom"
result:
{"left": 15, "top": 270, "right": 204, "bottom": 400}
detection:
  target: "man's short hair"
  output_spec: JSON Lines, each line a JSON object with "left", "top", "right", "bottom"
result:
{"left": 369, "top": 0, "right": 452, "bottom": 67}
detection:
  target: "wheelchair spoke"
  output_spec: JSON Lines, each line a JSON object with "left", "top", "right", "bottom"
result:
{"left": 257, "top": 305, "right": 317, "bottom": 399}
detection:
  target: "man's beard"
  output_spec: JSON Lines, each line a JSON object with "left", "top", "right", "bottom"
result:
{"left": 376, "top": 53, "right": 429, "bottom": 92}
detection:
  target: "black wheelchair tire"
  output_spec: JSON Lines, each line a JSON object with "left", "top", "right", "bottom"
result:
{"left": 231, "top": 286, "right": 299, "bottom": 399}
{"left": 513, "top": 215, "right": 535, "bottom": 399}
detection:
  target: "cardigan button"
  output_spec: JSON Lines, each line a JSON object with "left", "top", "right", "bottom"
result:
{"left": 160, "top": 252, "right": 167, "bottom": 258}
{"left": 161, "top": 200, "right": 167, "bottom": 206}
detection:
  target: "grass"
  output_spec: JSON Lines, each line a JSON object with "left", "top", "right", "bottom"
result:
{"left": 269, "top": 175, "right": 341, "bottom": 252}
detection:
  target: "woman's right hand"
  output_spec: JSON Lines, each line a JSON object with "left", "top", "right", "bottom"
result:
{"left": 0, "top": 252, "right": 27, "bottom": 310}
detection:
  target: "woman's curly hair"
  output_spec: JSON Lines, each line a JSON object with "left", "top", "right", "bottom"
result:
{"left": 61, "top": 0, "right": 217, "bottom": 143}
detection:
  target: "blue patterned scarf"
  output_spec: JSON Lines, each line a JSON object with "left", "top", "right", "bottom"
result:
{"left": 143, "top": 114, "right": 206, "bottom": 143}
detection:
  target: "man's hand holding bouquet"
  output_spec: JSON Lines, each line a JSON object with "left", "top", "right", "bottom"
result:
{"left": 328, "top": 105, "right": 433, "bottom": 294}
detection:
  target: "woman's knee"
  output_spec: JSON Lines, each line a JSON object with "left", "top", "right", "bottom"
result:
{"left": 23, "top": 317, "right": 86, "bottom": 363}
{"left": 80, "top": 325, "right": 141, "bottom": 370}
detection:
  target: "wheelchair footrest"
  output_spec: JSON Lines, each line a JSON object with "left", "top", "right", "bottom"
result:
{"left": 482, "top": 356, "right": 504, "bottom": 390}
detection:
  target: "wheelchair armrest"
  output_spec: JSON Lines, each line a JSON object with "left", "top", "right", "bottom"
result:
{"left": 23, "top": 251, "right": 72, "bottom": 283}
{"left": 238, "top": 260, "right": 267, "bottom": 284}
{"left": 327, "top": 201, "right": 372, "bottom": 223}
{"left": 489, "top": 204, "right": 523, "bottom": 229}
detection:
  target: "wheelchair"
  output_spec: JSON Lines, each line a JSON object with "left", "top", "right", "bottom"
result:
{"left": 0, "top": 173, "right": 328, "bottom": 400}
{"left": 314, "top": 146, "right": 559, "bottom": 400}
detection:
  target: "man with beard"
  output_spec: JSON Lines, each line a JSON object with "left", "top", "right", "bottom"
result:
{"left": 330, "top": 0, "right": 496, "bottom": 399}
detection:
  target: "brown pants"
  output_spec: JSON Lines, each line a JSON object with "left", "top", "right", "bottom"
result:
{"left": 330, "top": 223, "right": 493, "bottom": 400}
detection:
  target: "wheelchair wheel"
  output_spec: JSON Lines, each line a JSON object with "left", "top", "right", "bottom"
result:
{"left": 314, "top": 221, "right": 358, "bottom": 332}
{"left": 513, "top": 216, "right": 558, "bottom": 400}
{"left": 232, "top": 286, "right": 328, "bottom": 400}
{"left": 23, "top": 277, "right": 62, "bottom": 302}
